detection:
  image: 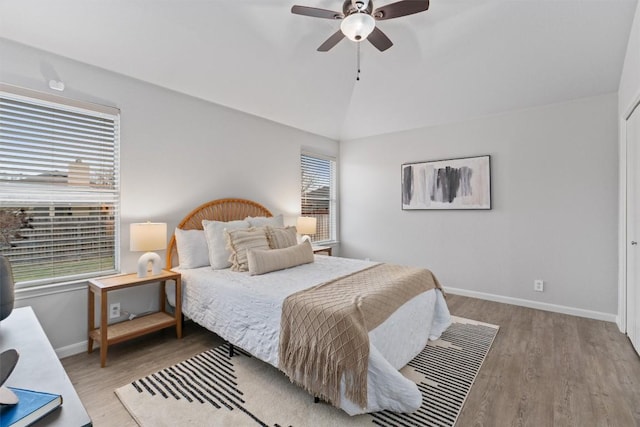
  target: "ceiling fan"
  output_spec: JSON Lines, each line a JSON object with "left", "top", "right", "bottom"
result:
{"left": 291, "top": 0, "right": 429, "bottom": 52}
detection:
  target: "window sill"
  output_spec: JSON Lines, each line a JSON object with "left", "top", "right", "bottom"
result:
{"left": 311, "top": 240, "right": 339, "bottom": 246}
{"left": 15, "top": 271, "right": 119, "bottom": 300}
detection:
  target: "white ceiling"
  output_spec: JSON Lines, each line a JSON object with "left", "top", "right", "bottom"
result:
{"left": 0, "top": 0, "right": 637, "bottom": 140}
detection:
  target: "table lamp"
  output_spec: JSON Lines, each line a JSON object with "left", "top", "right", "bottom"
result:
{"left": 130, "top": 222, "right": 167, "bottom": 277}
{"left": 296, "top": 217, "right": 317, "bottom": 242}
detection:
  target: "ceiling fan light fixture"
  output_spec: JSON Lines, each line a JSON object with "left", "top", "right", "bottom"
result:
{"left": 340, "top": 12, "right": 375, "bottom": 42}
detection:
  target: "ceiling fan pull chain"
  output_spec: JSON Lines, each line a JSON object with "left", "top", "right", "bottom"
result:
{"left": 356, "top": 42, "right": 361, "bottom": 81}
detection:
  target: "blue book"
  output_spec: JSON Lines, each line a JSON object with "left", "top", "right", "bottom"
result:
{"left": 0, "top": 387, "right": 62, "bottom": 427}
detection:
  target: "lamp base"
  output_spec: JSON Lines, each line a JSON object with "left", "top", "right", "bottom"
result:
{"left": 300, "top": 235, "right": 312, "bottom": 243}
{"left": 137, "top": 252, "right": 162, "bottom": 278}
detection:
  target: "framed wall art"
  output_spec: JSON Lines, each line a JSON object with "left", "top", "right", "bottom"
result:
{"left": 401, "top": 155, "right": 491, "bottom": 210}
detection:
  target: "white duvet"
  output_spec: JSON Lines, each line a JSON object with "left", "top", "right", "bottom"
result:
{"left": 168, "top": 255, "right": 451, "bottom": 415}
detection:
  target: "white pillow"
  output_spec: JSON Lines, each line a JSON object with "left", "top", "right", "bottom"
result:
{"left": 202, "top": 219, "right": 250, "bottom": 269}
{"left": 174, "top": 228, "right": 209, "bottom": 269}
{"left": 245, "top": 214, "right": 284, "bottom": 228}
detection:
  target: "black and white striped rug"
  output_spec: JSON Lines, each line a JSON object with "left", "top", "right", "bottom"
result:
{"left": 115, "top": 317, "right": 498, "bottom": 427}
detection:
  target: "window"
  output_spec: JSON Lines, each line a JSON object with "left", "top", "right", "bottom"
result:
{"left": 300, "top": 152, "right": 337, "bottom": 243}
{"left": 0, "top": 85, "right": 120, "bottom": 287}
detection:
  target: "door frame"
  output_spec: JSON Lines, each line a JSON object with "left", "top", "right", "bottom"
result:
{"left": 619, "top": 90, "right": 640, "bottom": 334}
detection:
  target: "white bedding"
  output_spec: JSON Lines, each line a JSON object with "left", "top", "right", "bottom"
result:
{"left": 168, "top": 255, "right": 451, "bottom": 415}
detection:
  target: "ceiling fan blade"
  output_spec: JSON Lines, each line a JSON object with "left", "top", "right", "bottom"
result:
{"left": 373, "top": 0, "right": 429, "bottom": 21}
{"left": 317, "top": 30, "right": 346, "bottom": 52}
{"left": 291, "top": 5, "right": 343, "bottom": 19}
{"left": 368, "top": 27, "right": 393, "bottom": 51}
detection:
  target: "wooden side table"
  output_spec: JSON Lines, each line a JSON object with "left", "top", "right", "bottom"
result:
{"left": 88, "top": 269, "right": 181, "bottom": 367}
{"left": 312, "top": 245, "right": 332, "bottom": 256}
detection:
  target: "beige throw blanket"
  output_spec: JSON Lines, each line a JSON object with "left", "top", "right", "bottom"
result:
{"left": 278, "top": 263, "right": 443, "bottom": 410}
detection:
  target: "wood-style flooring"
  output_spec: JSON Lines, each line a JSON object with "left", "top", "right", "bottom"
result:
{"left": 61, "top": 294, "right": 640, "bottom": 426}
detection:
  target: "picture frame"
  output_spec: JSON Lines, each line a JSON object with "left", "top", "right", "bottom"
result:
{"left": 401, "top": 155, "right": 491, "bottom": 210}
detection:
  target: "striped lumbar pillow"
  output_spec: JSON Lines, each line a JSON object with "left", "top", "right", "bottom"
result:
{"left": 247, "top": 240, "right": 314, "bottom": 275}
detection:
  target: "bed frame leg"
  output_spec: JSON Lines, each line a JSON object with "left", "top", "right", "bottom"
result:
{"left": 314, "top": 397, "right": 319, "bottom": 404}
{"left": 229, "top": 343, "right": 235, "bottom": 358}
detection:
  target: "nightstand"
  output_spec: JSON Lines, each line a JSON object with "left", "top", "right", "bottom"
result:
{"left": 88, "top": 269, "right": 182, "bottom": 367}
{"left": 312, "top": 245, "right": 332, "bottom": 256}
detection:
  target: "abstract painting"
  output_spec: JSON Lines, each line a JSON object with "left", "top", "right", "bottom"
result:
{"left": 402, "top": 155, "right": 491, "bottom": 210}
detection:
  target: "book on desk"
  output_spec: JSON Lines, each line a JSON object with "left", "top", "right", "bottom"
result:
{"left": 0, "top": 387, "right": 62, "bottom": 427}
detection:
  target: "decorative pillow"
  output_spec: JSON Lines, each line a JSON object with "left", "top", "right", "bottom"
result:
{"left": 245, "top": 214, "right": 284, "bottom": 228}
{"left": 247, "top": 240, "right": 314, "bottom": 276}
{"left": 265, "top": 226, "right": 298, "bottom": 249}
{"left": 225, "top": 227, "right": 270, "bottom": 272}
{"left": 202, "top": 219, "right": 250, "bottom": 269}
{"left": 174, "top": 228, "right": 209, "bottom": 269}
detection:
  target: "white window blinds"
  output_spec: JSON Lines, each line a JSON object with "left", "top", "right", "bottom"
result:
{"left": 0, "top": 85, "right": 120, "bottom": 286}
{"left": 301, "top": 152, "right": 337, "bottom": 243}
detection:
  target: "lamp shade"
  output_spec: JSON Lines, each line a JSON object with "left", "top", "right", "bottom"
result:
{"left": 340, "top": 13, "right": 375, "bottom": 42}
{"left": 296, "top": 217, "right": 317, "bottom": 235}
{"left": 130, "top": 222, "right": 167, "bottom": 252}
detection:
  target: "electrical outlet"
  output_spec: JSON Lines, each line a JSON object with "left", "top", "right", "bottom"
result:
{"left": 109, "top": 302, "right": 121, "bottom": 319}
{"left": 534, "top": 280, "right": 544, "bottom": 292}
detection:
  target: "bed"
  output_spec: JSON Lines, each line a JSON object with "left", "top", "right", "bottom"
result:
{"left": 165, "top": 198, "right": 451, "bottom": 416}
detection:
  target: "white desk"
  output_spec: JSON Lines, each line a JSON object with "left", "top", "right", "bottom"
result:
{"left": 0, "top": 306, "right": 91, "bottom": 426}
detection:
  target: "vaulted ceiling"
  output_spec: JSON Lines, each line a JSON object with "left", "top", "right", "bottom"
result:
{"left": 0, "top": 0, "right": 636, "bottom": 140}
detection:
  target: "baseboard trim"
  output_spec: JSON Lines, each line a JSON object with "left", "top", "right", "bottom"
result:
{"left": 445, "top": 287, "right": 617, "bottom": 323}
{"left": 56, "top": 340, "right": 90, "bottom": 359}
{"left": 54, "top": 291, "right": 616, "bottom": 357}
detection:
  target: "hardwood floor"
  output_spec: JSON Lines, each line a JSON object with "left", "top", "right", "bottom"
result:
{"left": 61, "top": 294, "right": 640, "bottom": 426}
{"left": 447, "top": 295, "right": 640, "bottom": 427}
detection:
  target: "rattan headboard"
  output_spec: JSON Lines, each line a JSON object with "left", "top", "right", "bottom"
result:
{"left": 166, "top": 198, "right": 272, "bottom": 269}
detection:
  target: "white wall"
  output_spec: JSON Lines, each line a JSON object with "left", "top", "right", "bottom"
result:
{"left": 619, "top": 3, "right": 640, "bottom": 116}
{"left": 0, "top": 38, "right": 338, "bottom": 355}
{"left": 617, "top": 2, "right": 640, "bottom": 330}
{"left": 340, "top": 94, "right": 619, "bottom": 319}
